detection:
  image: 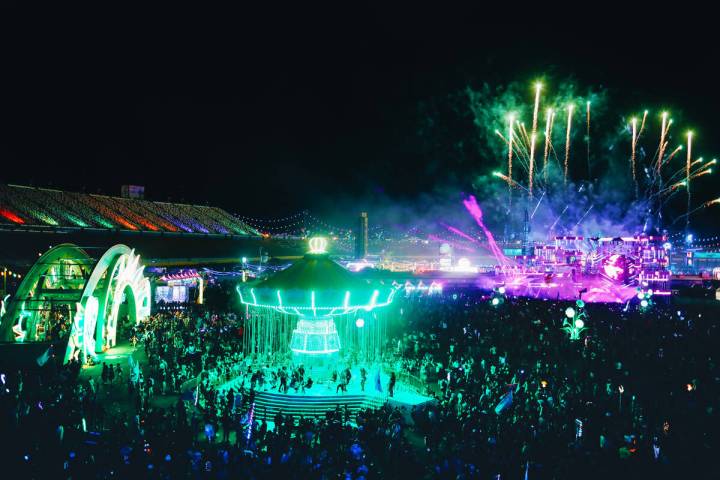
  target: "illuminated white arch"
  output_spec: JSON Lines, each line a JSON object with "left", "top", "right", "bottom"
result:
{"left": 105, "top": 251, "right": 150, "bottom": 348}
{"left": 0, "top": 243, "right": 152, "bottom": 364}
{"left": 78, "top": 245, "right": 151, "bottom": 353}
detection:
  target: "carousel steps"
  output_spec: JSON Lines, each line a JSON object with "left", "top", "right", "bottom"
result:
{"left": 245, "top": 389, "right": 385, "bottom": 420}
{"left": 213, "top": 374, "right": 434, "bottom": 422}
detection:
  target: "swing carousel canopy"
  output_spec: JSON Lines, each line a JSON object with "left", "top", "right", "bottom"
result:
{"left": 237, "top": 250, "right": 397, "bottom": 316}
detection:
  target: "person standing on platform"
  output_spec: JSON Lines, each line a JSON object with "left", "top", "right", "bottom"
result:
{"left": 344, "top": 367, "right": 352, "bottom": 389}
{"left": 360, "top": 367, "right": 367, "bottom": 392}
{"left": 278, "top": 366, "right": 288, "bottom": 393}
{"left": 388, "top": 371, "right": 396, "bottom": 397}
{"left": 336, "top": 373, "right": 347, "bottom": 394}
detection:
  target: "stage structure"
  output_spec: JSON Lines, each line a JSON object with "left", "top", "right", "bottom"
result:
{"left": 0, "top": 243, "right": 151, "bottom": 363}
{"left": 238, "top": 237, "right": 398, "bottom": 374}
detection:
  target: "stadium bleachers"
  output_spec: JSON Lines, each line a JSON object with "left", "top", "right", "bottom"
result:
{"left": 0, "top": 184, "right": 259, "bottom": 236}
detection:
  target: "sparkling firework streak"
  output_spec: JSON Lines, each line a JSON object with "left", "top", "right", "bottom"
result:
{"left": 517, "top": 122, "right": 533, "bottom": 160}
{"left": 657, "top": 159, "right": 714, "bottom": 198}
{"left": 529, "top": 83, "right": 541, "bottom": 196}
{"left": 492, "top": 171, "right": 529, "bottom": 192}
{"left": 692, "top": 167, "right": 712, "bottom": 179}
{"left": 574, "top": 204, "right": 594, "bottom": 230}
{"left": 530, "top": 190, "right": 545, "bottom": 219}
{"left": 495, "top": 131, "right": 531, "bottom": 174}
{"left": 531, "top": 82, "right": 542, "bottom": 138}
{"left": 639, "top": 110, "right": 648, "bottom": 138}
{"left": 666, "top": 180, "right": 686, "bottom": 193}
{"left": 631, "top": 117, "right": 638, "bottom": 198}
{"left": 529, "top": 132, "right": 536, "bottom": 198}
{"left": 586, "top": 101, "right": 591, "bottom": 178}
{"left": 564, "top": 104, "right": 574, "bottom": 185}
{"left": 543, "top": 108, "right": 554, "bottom": 183}
{"left": 507, "top": 114, "right": 515, "bottom": 207}
{"left": 663, "top": 145, "right": 683, "bottom": 167}
{"left": 657, "top": 112, "right": 669, "bottom": 176}
{"left": 673, "top": 195, "right": 720, "bottom": 225}
{"left": 686, "top": 131, "right": 693, "bottom": 231}
{"left": 549, "top": 205, "right": 569, "bottom": 233}
{"left": 662, "top": 157, "right": 711, "bottom": 188}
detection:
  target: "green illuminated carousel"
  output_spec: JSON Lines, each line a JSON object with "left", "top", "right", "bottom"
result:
{"left": 238, "top": 237, "right": 397, "bottom": 374}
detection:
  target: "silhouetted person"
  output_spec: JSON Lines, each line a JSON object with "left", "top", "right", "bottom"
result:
{"left": 388, "top": 371, "right": 396, "bottom": 397}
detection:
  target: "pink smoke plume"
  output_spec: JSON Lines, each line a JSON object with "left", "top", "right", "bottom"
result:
{"left": 441, "top": 223, "right": 493, "bottom": 253}
{"left": 462, "top": 195, "right": 509, "bottom": 265}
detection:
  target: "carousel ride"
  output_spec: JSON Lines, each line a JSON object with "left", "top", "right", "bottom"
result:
{"left": 222, "top": 237, "right": 433, "bottom": 420}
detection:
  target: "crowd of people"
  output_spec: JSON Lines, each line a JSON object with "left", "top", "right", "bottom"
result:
{"left": 1, "top": 288, "right": 719, "bottom": 478}
{"left": 388, "top": 293, "right": 720, "bottom": 478}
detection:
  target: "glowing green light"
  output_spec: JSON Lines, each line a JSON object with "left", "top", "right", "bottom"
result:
{"left": 238, "top": 287, "right": 396, "bottom": 316}
{"left": 308, "top": 237, "right": 328, "bottom": 254}
{"left": 290, "top": 318, "right": 340, "bottom": 355}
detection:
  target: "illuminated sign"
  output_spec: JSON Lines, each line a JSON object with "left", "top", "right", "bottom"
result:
{"left": 693, "top": 252, "right": 720, "bottom": 259}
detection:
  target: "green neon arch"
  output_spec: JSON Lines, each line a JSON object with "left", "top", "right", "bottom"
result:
{"left": 0, "top": 243, "right": 151, "bottom": 363}
{"left": 0, "top": 243, "right": 93, "bottom": 343}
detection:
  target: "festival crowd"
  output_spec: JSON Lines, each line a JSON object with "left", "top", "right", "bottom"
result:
{"left": 1, "top": 288, "right": 719, "bottom": 478}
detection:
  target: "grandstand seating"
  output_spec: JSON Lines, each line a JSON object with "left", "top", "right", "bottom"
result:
{"left": 0, "top": 184, "right": 258, "bottom": 236}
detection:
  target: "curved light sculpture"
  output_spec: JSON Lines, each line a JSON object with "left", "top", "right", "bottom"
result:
{"left": 0, "top": 243, "right": 151, "bottom": 364}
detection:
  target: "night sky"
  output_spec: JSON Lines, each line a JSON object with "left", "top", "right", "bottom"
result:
{"left": 1, "top": 8, "right": 717, "bottom": 229}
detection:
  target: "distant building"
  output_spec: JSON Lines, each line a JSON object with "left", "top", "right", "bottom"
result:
{"left": 355, "top": 212, "right": 368, "bottom": 259}
{"left": 121, "top": 185, "right": 145, "bottom": 199}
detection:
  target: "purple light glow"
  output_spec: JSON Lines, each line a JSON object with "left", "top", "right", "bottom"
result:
{"left": 602, "top": 254, "right": 625, "bottom": 281}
